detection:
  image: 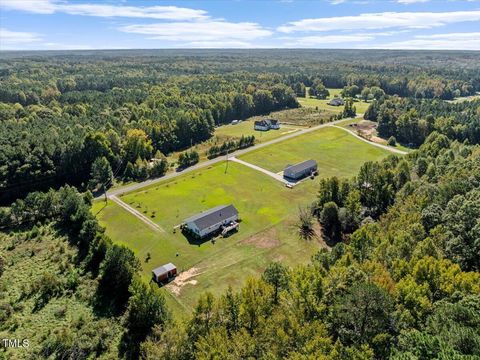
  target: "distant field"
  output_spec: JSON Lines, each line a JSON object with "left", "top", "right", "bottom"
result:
{"left": 215, "top": 120, "right": 301, "bottom": 142}
{"left": 298, "top": 88, "right": 371, "bottom": 114}
{"left": 167, "top": 115, "right": 302, "bottom": 165}
{"left": 93, "top": 161, "right": 321, "bottom": 313}
{"left": 239, "top": 126, "right": 392, "bottom": 175}
{"left": 447, "top": 93, "right": 480, "bottom": 103}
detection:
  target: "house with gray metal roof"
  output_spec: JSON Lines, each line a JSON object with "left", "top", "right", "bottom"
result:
{"left": 283, "top": 160, "right": 318, "bottom": 181}
{"left": 183, "top": 204, "right": 239, "bottom": 238}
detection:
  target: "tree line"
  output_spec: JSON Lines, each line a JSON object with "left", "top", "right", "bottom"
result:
{"left": 364, "top": 97, "right": 480, "bottom": 147}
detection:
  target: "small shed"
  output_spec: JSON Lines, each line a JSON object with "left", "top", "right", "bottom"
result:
{"left": 152, "top": 263, "right": 177, "bottom": 283}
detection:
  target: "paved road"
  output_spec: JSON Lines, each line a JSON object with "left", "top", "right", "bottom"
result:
{"left": 332, "top": 125, "right": 408, "bottom": 155}
{"left": 102, "top": 117, "right": 354, "bottom": 198}
{"left": 230, "top": 156, "right": 287, "bottom": 183}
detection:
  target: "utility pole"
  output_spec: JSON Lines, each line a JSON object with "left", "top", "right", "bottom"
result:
{"left": 103, "top": 184, "right": 107, "bottom": 204}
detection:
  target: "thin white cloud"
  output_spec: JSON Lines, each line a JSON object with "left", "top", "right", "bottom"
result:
{"left": 42, "top": 42, "right": 94, "bottom": 50}
{"left": 1, "top": 0, "right": 57, "bottom": 14}
{"left": 397, "top": 0, "right": 429, "bottom": 4}
{"left": 1, "top": 0, "right": 208, "bottom": 20}
{"left": 374, "top": 32, "right": 480, "bottom": 50}
{"left": 0, "top": 28, "right": 42, "bottom": 45}
{"left": 284, "top": 34, "right": 375, "bottom": 46}
{"left": 278, "top": 10, "right": 480, "bottom": 33}
{"left": 120, "top": 21, "right": 272, "bottom": 43}
{"left": 179, "top": 40, "right": 255, "bottom": 49}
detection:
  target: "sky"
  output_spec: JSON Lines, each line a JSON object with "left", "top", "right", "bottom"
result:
{"left": 0, "top": 0, "right": 479, "bottom": 50}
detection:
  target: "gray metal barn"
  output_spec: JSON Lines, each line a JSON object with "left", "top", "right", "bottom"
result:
{"left": 283, "top": 160, "right": 318, "bottom": 181}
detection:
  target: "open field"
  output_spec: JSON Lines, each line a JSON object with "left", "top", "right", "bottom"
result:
{"left": 239, "top": 126, "right": 392, "bottom": 175}
{"left": 166, "top": 113, "right": 304, "bottom": 165}
{"left": 447, "top": 92, "right": 480, "bottom": 103}
{"left": 94, "top": 127, "right": 394, "bottom": 314}
{"left": 248, "top": 107, "right": 337, "bottom": 126}
{"left": 298, "top": 88, "right": 371, "bottom": 114}
{"left": 93, "top": 161, "right": 323, "bottom": 313}
{"left": 214, "top": 120, "right": 301, "bottom": 142}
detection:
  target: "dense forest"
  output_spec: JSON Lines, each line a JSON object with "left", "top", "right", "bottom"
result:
{"left": 365, "top": 97, "right": 480, "bottom": 147}
{"left": 1, "top": 50, "right": 480, "bottom": 359}
{"left": 1, "top": 50, "right": 479, "bottom": 203}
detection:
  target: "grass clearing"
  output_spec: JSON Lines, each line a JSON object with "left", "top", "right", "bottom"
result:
{"left": 94, "top": 127, "right": 394, "bottom": 315}
{"left": 94, "top": 162, "right": 322, "bottom": 313}
{"left": 214, "top": 120, "right": 301, "bottom": 143}
{"left": 239, "top": 126, "right": 392, "bottom": 176}
{"left": 298, "top": 88, "right": 371, "bottom": 115}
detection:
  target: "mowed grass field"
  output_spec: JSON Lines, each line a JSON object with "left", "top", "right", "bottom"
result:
{"left": 93, "top": 161, "right": 322, "bottom": 314}
{"left": 239, "top": 126, "right": 392, "bottom": 176}
{"left": 94, "top": 127, "right": 394, "bottom": 315}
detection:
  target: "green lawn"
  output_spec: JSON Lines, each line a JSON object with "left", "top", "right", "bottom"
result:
{"left": 94, "top": 127, "right": 394, "bottom": 315}
{"left": 93, "top": 162, "right": 322, "bottom": 313}
{"left": 239, "top": 126, "right": 392, "bottom": 176}
{"left": 214, "top": 120, "right": 301, "bottom": 143}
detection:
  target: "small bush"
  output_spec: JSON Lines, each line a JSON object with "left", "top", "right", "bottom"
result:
{"left": 387, "top": 136, "right": 397, "bottom": 146}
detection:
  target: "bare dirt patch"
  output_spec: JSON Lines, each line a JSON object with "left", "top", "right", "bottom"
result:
{"left": 348, "top": 120, "right": 386, "bottom": 145}
{"left": 242, "top": 227, "right": 281, "bottom": 249}
{"left": 312, "top": 222, "right": 330, "bottom": 250}
{"left": 166, "top": 267, "right": 202, "bottom": 296}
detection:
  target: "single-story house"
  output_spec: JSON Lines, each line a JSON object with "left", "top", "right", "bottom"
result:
{"left": 183, "top": 204, "right": 239, "bottom": 238}
{"left": 254, "top": 120, "right": 271, "bottom": 131}
{"left": 328, "top": 98, "right": 345, "bottom": 106}
{"left": 283, "top": 160, "right": 318, "bottom": 181}
{"left": 152, "top": 263, "right": 177, "bottom": 283}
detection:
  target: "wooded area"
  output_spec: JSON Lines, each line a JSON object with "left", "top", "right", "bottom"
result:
{"left": 1, "top": 50, "right": 480, "bottom": 359}
{"left": 1, "top": 50, "right": 479, "bottom": 203}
